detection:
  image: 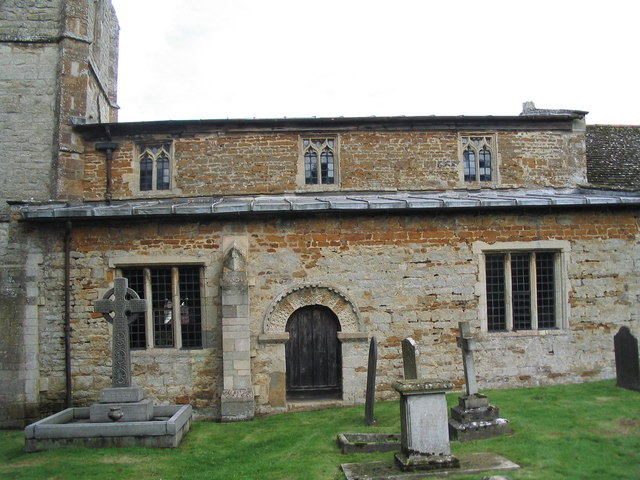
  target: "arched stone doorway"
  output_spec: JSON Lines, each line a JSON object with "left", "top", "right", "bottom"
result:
{"left": 285, "top": 305, "right": 342, "bottom": 399}
{"left": 259, "top": 284, "right": 369, "bottom": 409}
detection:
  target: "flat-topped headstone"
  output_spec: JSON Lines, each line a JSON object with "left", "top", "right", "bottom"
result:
{"left": 614, "top": 326, "right": 640, "bottom": 392}
{"left": 365, "top": 337, "right": 378, "bottom": 426}
{"left": 94, "top": 277, "right": 147, "bottom": 388}
{"left": 401, "top": 337, "right": 420, "bottom": 380}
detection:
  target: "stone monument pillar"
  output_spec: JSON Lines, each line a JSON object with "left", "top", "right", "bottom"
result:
{"left": 448, "top": 321, "right": 511, "bottom": 441}
{"left": 220, "top": 241, "right": 255, "bottom": 422}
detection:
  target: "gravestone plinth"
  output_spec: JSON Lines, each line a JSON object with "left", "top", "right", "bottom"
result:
{"left": 449, "top": 322, "right": 511, "bottom": 441}
{"left": 92, "top": 386, "right": 152, "bottom": 422}
{"left": 392, "top": 379, "right": 460, "bottom": 472}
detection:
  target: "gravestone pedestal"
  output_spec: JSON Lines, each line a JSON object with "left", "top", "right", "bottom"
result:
{"left": 90, "top": 386, "right": 154, "bottom": 423}
{"left": 393, "top": 380, "right": 460, "bottom": 472}
{"left": 448, "top": 394, "right": 511, "bottom": 441}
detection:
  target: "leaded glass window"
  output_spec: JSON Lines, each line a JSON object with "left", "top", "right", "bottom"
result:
{"left": 120, "top": 266, "right": 203, "bottom": 349}
{"left": 462, "top": 136, "right": 494, "bottom": 182}
{"left": 138, "top": 143, "right": 172, "bottom": 191}
{"left": 303, "top": 138, "right": 336, "bottom": 185}
{"left": 485, "top": 251, "right": 558, "bottom": 332}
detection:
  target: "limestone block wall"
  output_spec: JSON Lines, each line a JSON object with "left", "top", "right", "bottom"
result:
{"left": 81, "top": 129, "right": 586, "bottom": 201}
{"left": 29, "top": 206, "right": 637, "bottom": 419}
{"left": 0, "top": 43, "right": 59, "bottom": 210}
{"left": 0, "top": 0, "right": 63, "bottom": 39}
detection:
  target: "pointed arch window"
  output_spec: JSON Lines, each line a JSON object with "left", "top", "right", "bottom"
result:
{"left": 138, "top": 143, "right": 172, "bottom": 191}
{"left": 303, "top": 138, "right": 337, "bottom": 185}
{"left": 462, "top": 136, "right": 494, "bottom": 182}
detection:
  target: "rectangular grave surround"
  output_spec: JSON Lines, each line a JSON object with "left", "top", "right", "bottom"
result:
{"left": 24, "top": 405, "right": 192, "bottom": 453}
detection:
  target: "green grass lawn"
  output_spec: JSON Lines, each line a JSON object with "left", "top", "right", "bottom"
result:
{"left": 1, "top": 380, "right": 639, "bottom": 479}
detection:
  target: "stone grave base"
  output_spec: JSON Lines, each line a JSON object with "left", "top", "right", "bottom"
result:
{"left": 337, "top": 433, "right": 401, "bottom": 454}
{"left": 448, "top": 394, "right": 511, "bottom": 442}
{"left": 24, "top": 404, "right": 192, "bottom": 453}
{"left": 341, "top": 452, "right": 519, "bottom": 480}
{"left": 394, "top": 452, "right": 460, "bottom": 472}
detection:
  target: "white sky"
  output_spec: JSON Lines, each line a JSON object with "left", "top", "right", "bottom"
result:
{"left": 111, "top": 0, "right": 640, "bottom": 125}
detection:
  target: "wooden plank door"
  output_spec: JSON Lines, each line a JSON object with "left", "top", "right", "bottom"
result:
{"left": 285, "top": 306, "right": 342, "bottom": 399}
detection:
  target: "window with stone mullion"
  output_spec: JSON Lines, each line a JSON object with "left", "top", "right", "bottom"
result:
{"left": 304, "top": 138, "right": 335, "bottom": 185}
{"left": 138, "top": 143, "right": 171, "bottom": 191}
{"left": 462, "top": 136, "right": 493, "bottom": 182}
{"left": 485, "top": 251, "right": 557, "bottom": 332}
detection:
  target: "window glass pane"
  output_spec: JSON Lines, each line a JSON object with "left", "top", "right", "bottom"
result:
{"left": 151, "top": 268, "right": 174, "bottom": 347}
{"left": 179, "top": 267, "right": 202, "bottom": 348}
{"left": 463, "top": 148, "right": 476, "bottom": 182}
{"left": 479, "top": 148, "right": 492, "bottom": 181}
{"left": 511, "top": 253, "right": 532, "bottom": 330}
{"left": 536, "top": 252, "right": 556, "bottom": 329}
{"left": 140, "top": 155, "right": 153, "bottom": 191}
{"left": 321, "top": 149, "right": 334, "bottom": 185}
{"left": 121, "top": 268, "right": 146, "bottom": 349}
{"left": 156, "top": 153, "right": 170, "bottom": 190}
{"left": 486, "top": 254, "right": 506, "bottom": 331}
{"left": 305, "top": 151, "right": 318, "bottom": 184}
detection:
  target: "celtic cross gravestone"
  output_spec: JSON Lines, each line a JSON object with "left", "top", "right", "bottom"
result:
{"left": 94, "top": 277, "right": 147, "bottom": 388}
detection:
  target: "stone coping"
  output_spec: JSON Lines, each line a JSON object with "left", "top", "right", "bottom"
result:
{"left": 392, "top": 379, "right": 455, "bottom": 394}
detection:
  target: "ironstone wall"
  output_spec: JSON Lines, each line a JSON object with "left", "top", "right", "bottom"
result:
{"left": 26, "top": 207, "right": 636, "bottom": 420}
{"left": 79, "top": 130, "right": 587, "bottom": 201}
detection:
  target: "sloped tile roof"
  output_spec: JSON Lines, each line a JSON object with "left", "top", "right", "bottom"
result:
{"left": 586, "top": 125, "right": 640, "bottom": 190}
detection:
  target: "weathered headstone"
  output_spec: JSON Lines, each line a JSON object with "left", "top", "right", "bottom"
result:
{"left": 614, "top": 326, "right": 640, "bottom": 392}
{"left": 449, "top": 321, "right": 511, "bottom": 441}
{"left": 365, "top": 337, "right": 377, "bottom": 426}
{"left": 94, "top": 277, "right": 147, "bottom": 388}
{"left": 401, "top": 337, "right": 420, "bottom": 380}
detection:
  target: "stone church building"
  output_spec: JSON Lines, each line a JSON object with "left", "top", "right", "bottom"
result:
{"left": 2, "top": 0, "right": 639, "bottom": 426}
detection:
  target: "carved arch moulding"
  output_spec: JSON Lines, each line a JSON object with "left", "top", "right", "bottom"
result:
{"left": 261, "top": 284, "right": 364, "bottom": 337}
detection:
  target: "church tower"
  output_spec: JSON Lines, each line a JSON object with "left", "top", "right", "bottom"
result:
{"left": 0, "top": 0, "right": 119, "bottom": 426}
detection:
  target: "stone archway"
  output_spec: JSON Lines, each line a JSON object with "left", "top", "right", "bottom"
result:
{"left": 262, "top": 283, "right": 363, "bottom": 335}
{"left": 259, "top": 284, "right": 368, "bottom": 408}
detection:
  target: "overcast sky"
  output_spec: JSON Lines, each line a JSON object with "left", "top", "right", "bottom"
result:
{"left": 110, "top": 0, "right": 639, "bottom": 125}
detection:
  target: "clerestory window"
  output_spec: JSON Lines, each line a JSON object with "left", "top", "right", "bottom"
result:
{"left": 461, "top": 135, "right": 494, "bottom": 182}
{"left": 302, "top": 137, "right": 337, "bottom": 185}
{"left": 120, "top": 266, "right": 203, "bottom": 349}
{"left": 139, "top": 143, "right": 172, "bottom": 191}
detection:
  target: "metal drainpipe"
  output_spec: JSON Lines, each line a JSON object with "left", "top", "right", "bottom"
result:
{"left": 64, "top": 221, "right": 72, "bottom": 408}
{"left": 95, "top": 142, "right": 119, "bottom": 204}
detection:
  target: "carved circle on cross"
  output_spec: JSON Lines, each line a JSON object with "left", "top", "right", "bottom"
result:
{"left": 99, "top": 286, "right": 143, "bottom": 324}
